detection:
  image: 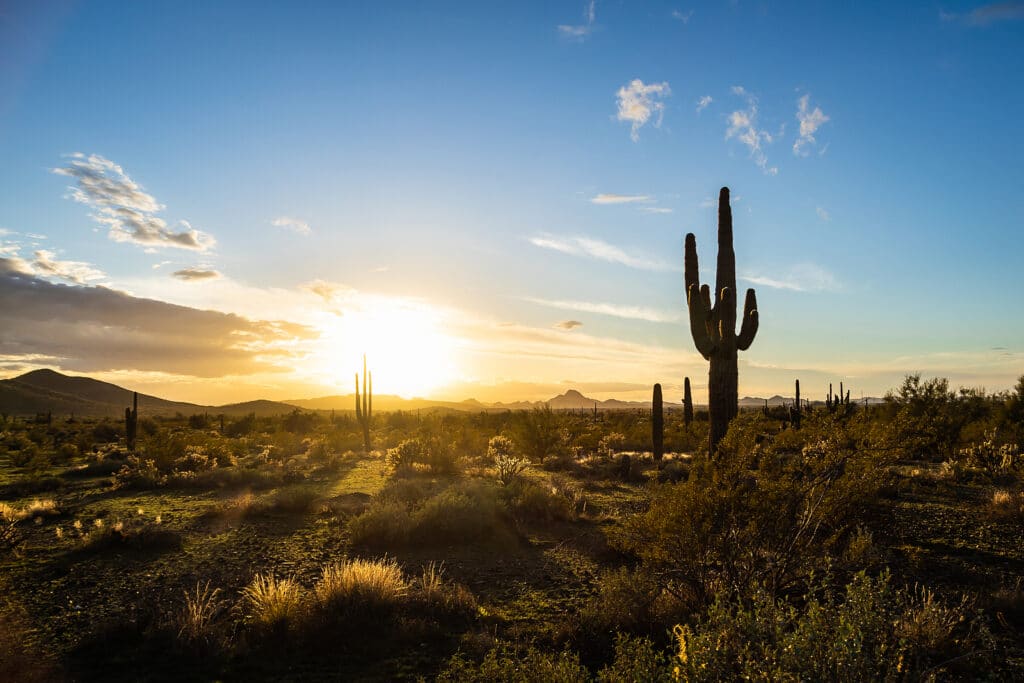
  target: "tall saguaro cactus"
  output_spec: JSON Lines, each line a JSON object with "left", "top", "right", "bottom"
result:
{"left": 652, "top": 383, "right": 664, "bottom": 461}
{"left": 354, "top": 355, "right": 373, "bottom": 451}
{"left": 790, "top": 379, "right": 802, "bottom": 430}
{"left": 682, "top": 377, "right": 694, "bottom": 429}
{"left": 684, "top": 187, "right": 759, "bottom": 457}
{"left": 125, "top": 391, "right": 138, "bottom": 452}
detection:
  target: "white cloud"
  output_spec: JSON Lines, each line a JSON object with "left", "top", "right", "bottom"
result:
{"left": 641, "top": 207, "right": 673, "bottom": 214}
{"left": 31, "top": 250, "right": 106, "bottom": 284}
{"left": 672, "top": 9, "right": 694, "bottom": 23}
{"left": 558, "top": 0, "right": 596, "bottom": 39}
{"left": 816, "top": 206, "right": 831, "bottom": 222}
{"left": 52, "top": 153, "right": 215, "bottom": 251}
{"left": 152, "top": 260, "right": 171, "bottom": 270}
{"left": 793, "top": 94, "right": 830, "bottom": 156}
{"left": 172, "top": 267, "right": 221, "bottom": 281}
{"left": 740, "top": 263, "right": 839, "bottom": 292}
{"left": 523, "top": 296, "right": 681, "bottom": 323}
{"left": 616, "top": 79, "right": 670, "bottom": 142}
{"left": 272, "top": 216, "right": 311, "bottom": 235}
{"left": 528, "top": 233, "right": 674, "bottom": 271}
{"left": 696, "top": 95, "right": 712, "bottom": 113}
{"left": 590, "top": 193, "right": 650, "bottom": 204}
{"left": 302, "top": 279, "right": 355, "bottom": 304}
{"left": 726, "top": 87, "right": 778, "bottom": 175}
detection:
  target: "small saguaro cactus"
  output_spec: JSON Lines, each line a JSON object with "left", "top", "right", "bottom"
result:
{"left": 685, "top": 187, "right": 759, "bottom": 457}
{"left": 355, "top": 355, "right": 373, "bottom": 451}
{"left": 683, "top": 377, "right": 694, "bottom": 429}
{"left": 125, "top": 392, "right": 138, "bottom": 452}
{"left": 789, "top": 379, "right": 802, "bottom": 430}
{"left": 652, "top": 383, "right": 664, "bottom": 461}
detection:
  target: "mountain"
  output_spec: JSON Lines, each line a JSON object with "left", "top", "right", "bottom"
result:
{"left": 0, "top": 370, "right": 296, "bottom": 417}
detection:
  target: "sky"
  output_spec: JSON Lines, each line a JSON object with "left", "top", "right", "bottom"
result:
{"left": 0, "top": 1, "right": 1022, "bottom": 406}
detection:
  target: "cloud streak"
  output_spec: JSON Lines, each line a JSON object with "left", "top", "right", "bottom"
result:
{"left": 52, "top": 153, "right": 215, "bottom": 251}
{"left": 740, "top": 263, "right": 839, "bottom": 292}
{"left": 528, "top": 233, "right": 674, "bottom": 271}
{"left": 590, "top": 193, "right": 650, "bottom": 204}
{"left": 558, "top": 0, "right": 596, "bottom": 39}
{"left": 523, "top": 296, "right": 681, "bottom": 323}
{"left": 941, "top": 3, "right": 1024, "bottom": 25}
{"left": 793, "top": 94, "right": 830, "bottom": 156}
{"left": 617, "top": 79, "right": 670, "bottom": 141}
{"left": 272, "top": 216, "right": 311, "bottom": 235}
{"left": 31, "top": 250, "right": 106, "bottom": 284}
{"left": 726, "top": 86, "right": 777, "bottom": 175}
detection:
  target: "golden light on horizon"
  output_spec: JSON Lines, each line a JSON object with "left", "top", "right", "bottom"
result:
{"left": 312, "top": 299, "right": 459, "bottom": 398}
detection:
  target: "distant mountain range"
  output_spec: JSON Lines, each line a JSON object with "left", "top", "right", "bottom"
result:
{"left": 0, "top": 369, "right": 885, "bottom": 418}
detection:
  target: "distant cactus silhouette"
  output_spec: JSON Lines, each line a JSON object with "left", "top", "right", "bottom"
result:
{"left": 790, "top": 379, "right": 802, "bottom": 429}
{"left": 826, "top": 381, "right": 850, "bottom": 414}
{"left": 125, "top": 392, "right": 138, "bottom": 451}
{"left": 685, "top": 187, "right": 759, "bottom": 457}
{"left": 683, "top": 377, "right": 694, "bottom": 429}
{"left": 652, "top": 383, "right": 664, "bottom": 461}
{"left": 355, "top": 355, "right": 373, "bottom": 451}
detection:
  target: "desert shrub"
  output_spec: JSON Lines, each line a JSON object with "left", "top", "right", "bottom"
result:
{"left": 503, "top": 479, "right": 573, "bottom": 522}
{"left": 420, "top": 431, "right": 460, "bottom": 474}
{"left": 91, "top": 421, "right": 120, "bottom": 443}
{"left": 577, "top": 567, "right": 663, "bottom": 637}
{"left": 114, "top": 455, "right": 167, "bottom": 489}
{"left": 347, "top": 501, "right": 413, "bottom": 547}
{"left": 55, "top": 442, "right": 79, "bottom": 462}
{"left": 0, "top": 521, "right": 22, "bottom": 557}
{"left": 494, "top": 452, "right": 529, "bottom": 486}
{"left": 881, "top": 375, "right": 967, "bottom": 461}
{"left": 512, "top": 405, "right": 564, "bottom": 464}
{"left": 385, "top": 438, "right": 422, "bottom": 473}
{"left": 439, "top": 644, "right": 590, "bottom": 683}
{"left": 619, "top": 424, "right": 886, "bottom": 608}
{"left": 671, "top": 571, "right": 985, "bottom": 682}
{"left": 73, "top": 516, "right": 181, "bottom": 553}
{"left": 413, "top": 561, "right": 477, "bottom": 615}
{"left": 485, "top": 435, "right": 515, "bottom": 464}
{"left": 597, "top": 432, "right": 626, "bottom": 458}
{"left": 239, "top": 574, "right": 303, "bottom": 631}
{"left": 412, "top": 482, "right": 502, "bottom": 543}
{"left": 988, "top": 488, "right": 1024, "bottom": 521}
{"left": 596, "top": 634, "right": 672, "bottom": 682}
{"left": 313, "top": 557, "right": 407, "bottom": 616}
{"left": 224, "top": 413, "right": 257, "bottom": 438}
{"left": 958, "top": 431, "right": 1020, "bottom": 479}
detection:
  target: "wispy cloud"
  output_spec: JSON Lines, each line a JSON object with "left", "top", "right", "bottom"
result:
{"left": 616, "top": 79, "right": 670, "bottom": 142}
{"left": 726, "top": 87, "right": 778, "bottom": 175}
{"left": 793, "top": 94, "right": 830, "bottom": 156}
{"left": 741, "top": 263, "right": 839, "bottom": 292}
{"left": 558, "top": 0, "right": 596, "bottom": 39}
{"left": 940, "top": 3, "right": 1024, "bottom": 25}
{"left": 528, "top": 233, "right": 674, "bottom": 271}
{"left": 32, "top": 250, "right": 106, "bottom": 284}
{"left": 272, "top": 216, "right": 311, "bottom": 235}
{"left": 590, "top": 193, "right": 650, "bottom": 204}
{"left": 816, "top": 206, "right": 831, "bottom": 222}
{"left": 302, "top": 279, "right": 354, "bottom": 304}
{"left": 641, "top": 207, "right": 673, "bottom": 214}
{"left": 554, "top": 320, "right": 583, "bottom": 330}
{"left": 172, "top": 267, "right": 221, "bottom": 281}
{"left": 523, "top": 296, "right": 681, "bottom": 323}
{"left": 696, "top": 95, "right": 712, "bottom": 113}
{"left": 672, "top": 9, "right": 694, "bottom": 23}
{"left": 52, "top": 153, "right": 215, "bottom": 251}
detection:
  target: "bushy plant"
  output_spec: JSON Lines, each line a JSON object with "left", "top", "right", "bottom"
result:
{"left": 240, "top": 574, "right": 303, "bottom": 630}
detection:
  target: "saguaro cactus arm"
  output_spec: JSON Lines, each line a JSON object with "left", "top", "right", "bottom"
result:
{"left": 687, "top": 284, "right": 717, "bottom": 359}
{"left": 736, "top": 289, "right": 759, "bottom": 350}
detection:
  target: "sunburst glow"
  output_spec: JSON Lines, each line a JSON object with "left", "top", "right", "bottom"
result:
{"left": 311, "top": 298, "right": 459, "bottom": 398}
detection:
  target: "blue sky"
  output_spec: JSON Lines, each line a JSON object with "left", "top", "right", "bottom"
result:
{"left": 1, "top": 1, "right": 1022, "bottom": 404}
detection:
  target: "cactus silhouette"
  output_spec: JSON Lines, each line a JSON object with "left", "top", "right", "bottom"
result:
{"left": 683, "top": 377, "right": 694, "bottom": 429}
{"left": 684, "top": 187, "right": 759, "bottom": 456}
{"left": 355, "top": 355, "right": 373, "bottom": 451}
{"left": 125, "top": 391, "right": 138, "bottom": 452}
{"left": 790, "top": 379, "right": 802, "bottom": 429}
{"left": 652, "top": 383, "right": 664, "bottom": 461}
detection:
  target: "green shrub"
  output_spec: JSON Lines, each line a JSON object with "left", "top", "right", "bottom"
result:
{"left": 439, "top": 644, "right": 590, "bottom": 682}
{"left": 347, "top": 501, "right": 413, "bottom": 547}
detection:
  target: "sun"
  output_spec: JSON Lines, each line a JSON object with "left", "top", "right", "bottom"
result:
{"left": 311, "top": 298, "right": 458, "bottom": 398}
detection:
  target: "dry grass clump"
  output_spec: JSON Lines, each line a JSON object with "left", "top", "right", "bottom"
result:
{"left": 414, "top": 561, "right": 477, "bottom": 615}
{"left": 314, "top": 557, "right": 407, "bottom": 613}
{"left": 177, "top": 581, "right": 222, "bottom": 643}
{"left": 240, "top": 574, "right": 303, "bottom": 629}
{"left": 0, "top": 499, "right": 60, "bottom": 523}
